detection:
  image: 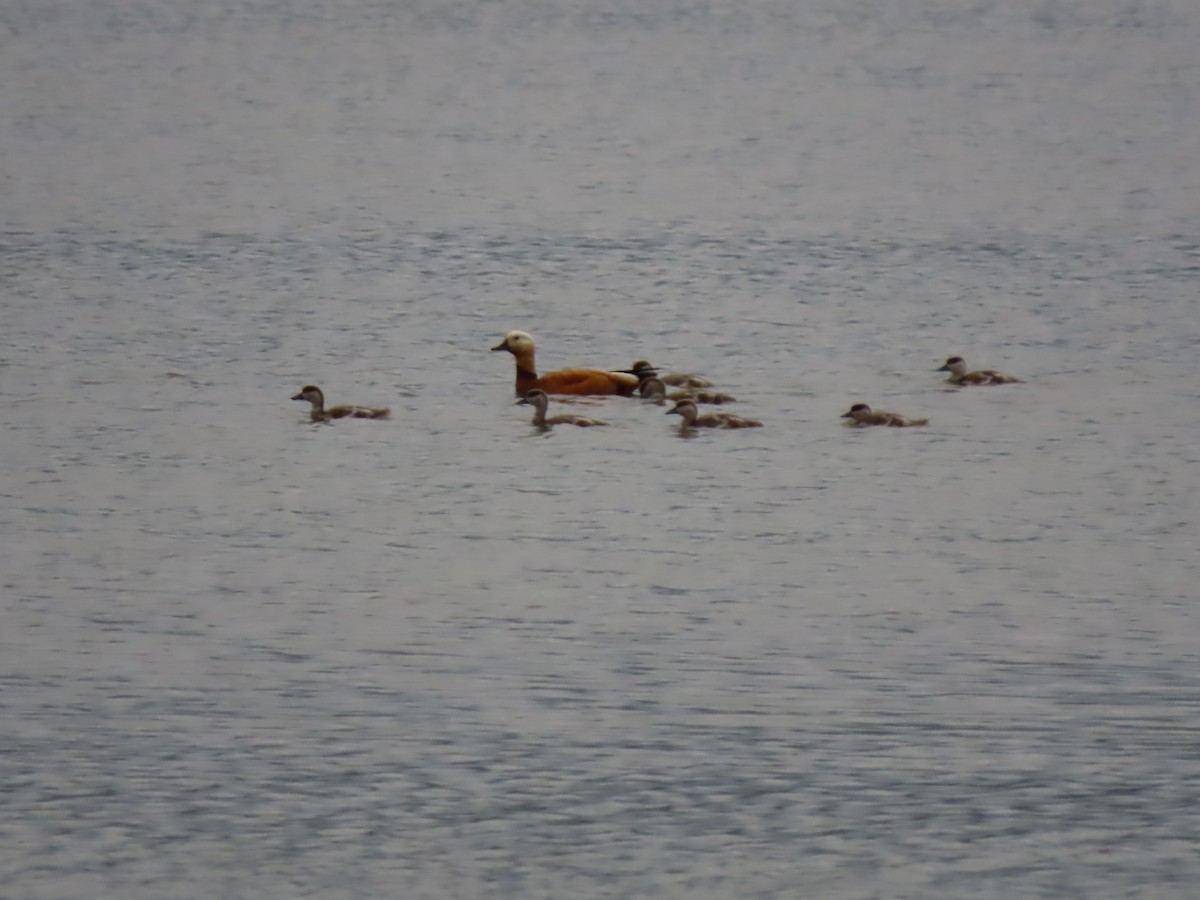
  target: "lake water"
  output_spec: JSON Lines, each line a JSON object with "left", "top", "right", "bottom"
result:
{"left": 3, "top": 1, "right": 1199, "bottom": 897}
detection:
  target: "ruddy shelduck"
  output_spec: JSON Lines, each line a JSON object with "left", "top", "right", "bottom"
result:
{"left": 937, "top": 356, "right": 1024, "bottom": 385}
{"left": 292, "top": 385, "right": 390, "bottom": 423}
{"left": 840, "top": 403, "right": 928, "bottom": 427}
{"left": 666, "top": 399, "right": 762, "bottom": 430}
{"left": 492, "top": 331, "right": 640, "bottom": 397}
{"left": 518, "top": 389, "right": 608, "bottom": 428}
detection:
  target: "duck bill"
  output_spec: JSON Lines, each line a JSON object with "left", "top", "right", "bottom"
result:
{"left": 491, "top": 338, "right": 509, "bottom": 351}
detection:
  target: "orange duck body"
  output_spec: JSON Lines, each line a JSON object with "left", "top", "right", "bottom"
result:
{"left": 492, "top": 331, "right": 639, "bottom": 397}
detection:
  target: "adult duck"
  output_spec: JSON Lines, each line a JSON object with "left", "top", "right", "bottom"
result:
{"left": 492, "top": 331, "right": 639, "bottom": 397}
{"left": 292, "top": 385, "right": 390, "bottom": 423}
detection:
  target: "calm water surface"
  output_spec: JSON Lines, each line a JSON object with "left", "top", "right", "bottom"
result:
{"left": 3, "top": 1, "right": 1199, "bottom": 897}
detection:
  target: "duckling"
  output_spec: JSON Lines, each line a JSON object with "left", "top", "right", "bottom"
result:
{"left": 638, "top": 377, "right": 737, "bottom": 406}
{"left": 518, "top": 389, "right": 608, "bottom": 428}
{"left": 840, "top": 403, "right": 928, "bottom": 427}
{"left": 666, "top": 399, "right": 762, "bottom": 429}
{"left": 937, "top": 356, "right": 1024, "bottom": 385}
{"left": 492, "top": 331, "right": 639, "bottom": 397}
{"left": 292, "top": 385, "right": 390, "bottom": 423}
{"left": 625, "top": 360, "right": 714, "bottom": 389}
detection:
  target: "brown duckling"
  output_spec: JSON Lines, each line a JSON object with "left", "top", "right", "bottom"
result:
{"left": 492, "top": 330, "right": 639, "bottom": 397}
{"left": 666, "top": 399, "right": 762, "bottom": 430}
{"left": 625, "top": 359, "right": 714, "bottom": 389}
{"left": 638, "top": 377, "right": 737, "bottom": 406}
{"left": 292, "top": 385, "right": 390, "bottom": 423}
{"left": 518, "top": 389, "right": 608, "bottom": 428}
{"left": 937, "top": 355, "right": 1024, "bottom": 385}
{"left": 840, "top": 403, "right": 928, "bottom": 427}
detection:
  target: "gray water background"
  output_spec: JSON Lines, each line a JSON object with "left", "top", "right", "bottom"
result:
{"left": 3, "top": 1, "right": 1199, "bottom": 897}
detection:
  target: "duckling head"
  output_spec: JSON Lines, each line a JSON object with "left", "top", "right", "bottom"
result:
{"left": 292, "top": 385, "right": 324, "bottom": 404}
{"left": 517, "top": 388, "right": 550, "bottom": 409}
{"left": 841, "top": 403, "right": 871, "bottom": 419}
{"left": 639, "top": 377, "right": 668, "bottom": 401}
{"left": 937, "top": 356, "right": 966, "bottom": 374}
{"left": 626, "top": 360, "right": 659, "bottom": 379}
{"left": 665, "top": 399, "right": 699, "bottom": 423}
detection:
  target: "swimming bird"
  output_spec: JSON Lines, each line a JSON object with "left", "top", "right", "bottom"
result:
{"left": 666, "top": 399, "right": 762, "bottom": 429}
{"left": 292, "top": 385, "right": 390, "bottom": 423}
{"left": 492, "top": 331, "right": 640, "bottom": 397}
{"left": 936, "top": 356, "right": 1024, "bottom": 385}
{"left": 840, "top": 403, "right": 928, "bottom": 427}
{"left": 639, "top": 377, "right": 737, "bottom": 405}
{"left": 624, "top": 359, "right": 714, "bottom": 389}
{"left": 518, "top": 389, "right": 608, "bottom": 428}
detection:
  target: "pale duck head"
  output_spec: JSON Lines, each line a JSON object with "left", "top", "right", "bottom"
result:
{"left": 492, "top": 330, "right": 536, "bottom": 357}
